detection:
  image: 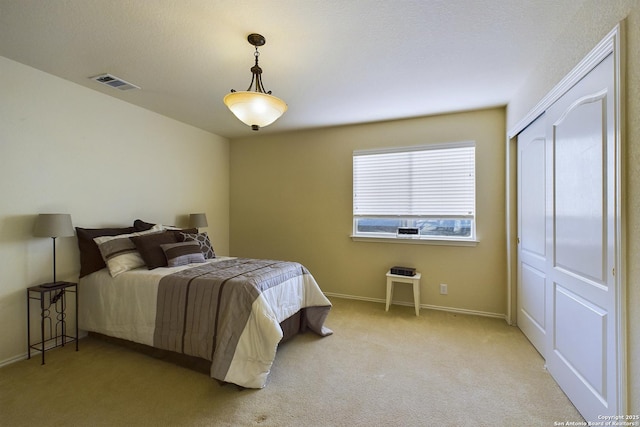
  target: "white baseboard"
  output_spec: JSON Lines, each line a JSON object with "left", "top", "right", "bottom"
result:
{"left": 0, "top": 340, "right": 72, "bottom": 367}
{"left": 0, "top": 331, "right": 88, "bottom": 368}
{"left": 324, "top": 292, "right": 507, "bottom": 321}
{"left": 0, "top": 353, "right": 27, "bottom": 368}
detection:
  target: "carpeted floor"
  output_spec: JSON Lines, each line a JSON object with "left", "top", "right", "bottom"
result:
{"left": 0, "top": 298, "right": 583, "bottom": 426}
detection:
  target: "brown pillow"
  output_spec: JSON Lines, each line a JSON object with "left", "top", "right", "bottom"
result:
{"left": 130, "top": 230, "right": 178, "bottom": 269}
{"left": 133, "top": 219, "right": 156, "bottom": 232}
{"left": 76, "top": 226, "right": 136, "bottom": 277}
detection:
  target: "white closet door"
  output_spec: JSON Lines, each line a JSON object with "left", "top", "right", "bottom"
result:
{"left": 544, "top": 53, "right": 618, "bottom": 421}
{"left": 517, "top": 116, "right": 547, "bottom": 355}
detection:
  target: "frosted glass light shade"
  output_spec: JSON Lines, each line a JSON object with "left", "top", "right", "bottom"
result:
{"left": 223, "top": 91, "right": 287, "bottom": 130}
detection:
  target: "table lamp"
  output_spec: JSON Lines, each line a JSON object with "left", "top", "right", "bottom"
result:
{"left": 34, "top": 213, "right": 74, "bottom": 283}
{"left": 189, "top": 213, "right": 208, "bottom": 231}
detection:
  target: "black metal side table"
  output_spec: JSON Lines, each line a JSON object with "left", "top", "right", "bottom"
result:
{"left": 27, "top": 281, "right": 78, "bottom": 364}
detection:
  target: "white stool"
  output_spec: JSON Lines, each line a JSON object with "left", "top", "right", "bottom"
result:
{"left": 385, "top": 271, "right": 421, "bottom": 316}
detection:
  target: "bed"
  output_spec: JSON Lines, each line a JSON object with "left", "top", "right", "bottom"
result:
{"left": 76, "top": 220, "right": 332, "bottom": 388}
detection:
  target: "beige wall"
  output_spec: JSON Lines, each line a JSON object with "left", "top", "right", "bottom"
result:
{"left": 506, "top": 0, "right": 639, "bottom": 414}
{"left": 4, "top": 0, "right": 636, "bottom": 412}
{"left": 230, "top": 108, "right": 506, "bottom": 316}
{"left": 0, "top": 56, "right": 230, "bottom": 364}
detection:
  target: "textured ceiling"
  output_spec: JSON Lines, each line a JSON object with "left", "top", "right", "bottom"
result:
{"left": 0, "top": 0, "right": 587, "bottom": 139}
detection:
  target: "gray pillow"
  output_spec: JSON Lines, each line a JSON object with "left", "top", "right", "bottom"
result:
{"left": 160, "top": 241, "right": 206, "bottom": 267}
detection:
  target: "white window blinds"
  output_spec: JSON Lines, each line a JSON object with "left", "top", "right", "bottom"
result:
{"left": 353, "top": 142, "right": 476, "bottom": 217}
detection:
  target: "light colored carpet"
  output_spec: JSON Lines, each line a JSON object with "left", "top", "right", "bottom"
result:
{"left": 0, "top": 298, "right": 583, "bottom": 426}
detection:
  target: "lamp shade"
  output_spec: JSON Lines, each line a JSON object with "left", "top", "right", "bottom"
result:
{"left": 33, "top": 214, "right": 74, "bottom": 238}
{"left": 189, "top": 213, "right": 208, "bottom": 229}
{"left": 223, "top": 91, "right": 287, "bottom": 129}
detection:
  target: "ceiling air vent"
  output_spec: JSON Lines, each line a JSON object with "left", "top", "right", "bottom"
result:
{"left": 90, "top": 74, "right": 140, "bottom": 91}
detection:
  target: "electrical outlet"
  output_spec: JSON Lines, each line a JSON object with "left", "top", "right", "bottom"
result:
{"left": 440, "top": 284, "right": 448, "bottom": 295}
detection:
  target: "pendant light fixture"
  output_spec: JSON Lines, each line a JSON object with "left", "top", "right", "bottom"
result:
{"left": 223, "top": 33, "right": 287, "bottom": 131}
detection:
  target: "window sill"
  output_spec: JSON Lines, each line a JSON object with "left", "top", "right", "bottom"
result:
{"left": 350, "top": 235, "right": 479, "bottom": 247}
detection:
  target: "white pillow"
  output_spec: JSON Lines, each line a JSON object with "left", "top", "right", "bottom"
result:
{"left": 94, "top": 225, "right": 163, "bottom": 277}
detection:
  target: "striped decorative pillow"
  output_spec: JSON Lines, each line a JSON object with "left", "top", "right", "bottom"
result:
{"left": 94, "top": 225, "right": 163, "bottom": 277}
{"left": 160, "top": 241, "right": 206, "bottom": 267}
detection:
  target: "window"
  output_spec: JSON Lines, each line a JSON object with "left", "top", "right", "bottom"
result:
{"left": 353, "top": 141, "right": 476, "bottom": 242}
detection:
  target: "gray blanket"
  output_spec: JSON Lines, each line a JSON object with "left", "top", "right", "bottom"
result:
{"left": 153, "top": 258, "right": 332, "bottom": 387}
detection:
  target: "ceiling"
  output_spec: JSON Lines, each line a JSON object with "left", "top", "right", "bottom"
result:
{"left": 0, "top": 0, "right": 587, "bottom": 139}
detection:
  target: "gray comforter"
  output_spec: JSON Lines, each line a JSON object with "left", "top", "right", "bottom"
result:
{"left": 153, "top": 258, "right": 332, "bottom": 388}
